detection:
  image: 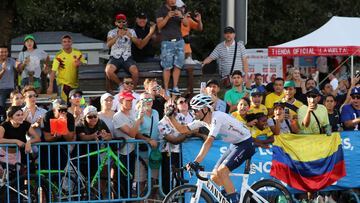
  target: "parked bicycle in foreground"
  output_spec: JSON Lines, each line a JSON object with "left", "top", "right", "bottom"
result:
{"left": 163, "top": 159, "right": 293, "bottom": 203}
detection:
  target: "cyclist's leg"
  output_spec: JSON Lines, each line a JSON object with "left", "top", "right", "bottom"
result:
{"left": 215, "top": 138, "right": 256, "bottom": 194}
{"left": 210, "top": 145, "right": 232, "bottom": 186}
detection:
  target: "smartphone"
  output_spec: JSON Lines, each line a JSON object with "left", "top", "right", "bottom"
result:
{"left": 200, "top": 82, "right": 206, "bottom": 94}
{"left": 171, "top": 6, "right": 177, "bottom": 11}
{"left": 356, "top": 70, "right": 360, "bottom": 77}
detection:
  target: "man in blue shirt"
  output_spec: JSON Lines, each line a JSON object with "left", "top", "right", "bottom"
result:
{"left": 251, "top": 73, "right": 266, "bottom": 94}
{"left": 341, "top": 87, "right": 360, "bottom": 131}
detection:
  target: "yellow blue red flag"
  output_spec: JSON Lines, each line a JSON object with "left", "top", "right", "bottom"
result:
{"left": 270, "top": 133, "right": 346, "bottom": 192}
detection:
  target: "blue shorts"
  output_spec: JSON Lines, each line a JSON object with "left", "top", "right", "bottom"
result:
{"left": 160, "top": 39, "right": 185, "bottom": 70}
{"left": 214, "top": 137, "right": 256, "bottom": 171}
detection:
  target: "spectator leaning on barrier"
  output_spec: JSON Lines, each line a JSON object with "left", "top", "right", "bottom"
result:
{"left": 251, "top": 113, "right": 274, "bottom": 148}
{"left": 134, "top": 92, "right": 159, "bottom": 198}
{"left": 251, "top": 73, "right": 267, "bottom": 94}
{"left": 98, "top": 93, "right": 116, "bottom": 135}
{"left": 248, "top": 88, "right": 268, "bottom": 116}
{"left": 105, "top": 13, "right": 156, "bottom": 91}
{"left": 0, "top": 45, "right": 20, "bottom": 122}
{"left": 47, "top": 35, "right": 86, "bottom": 102}
{"left": 268, "top": 102, "right": 299, "bottom": 135}
{"left": 18, "top": 34, "right": 50, "bottom": 93}
{"left": 298, "top": 88, "right": 330, "bottom": 134}
{"left": 206, "top": 79, "right": 226, "bottom": 113}
{"left": 158, "top": 100, "right": 192, "bottom": 194}
{"left": 202, "top": 26, "right": 249, "bottom": 88}
{"left": 341, "top": 87, "right": 360, "bottom": 131}
{"left": 112, "top": 90, "right": 142, "bottom": 198}
{"left": 67, "top": 89, "right": 85, "bottom": 126}
{"left": 0, "top": 106, "right": 41, "bottom": 165}
{"left": 324, "top": 95, "right": 341, "bottom": 132}
{"left": 156, "top": 0, "right": 188, "bottom": 96}
{"left": 22, "top": 85, "right": 47, "bottom": 138}
{"left": 224, "top": 70, "right": 251, "bottom": 113}
{"left": 132, "top": 12, "right": 159, "bottom": 63}
{"left": 282, "top": 80, "right": 303, "bottom": 120}
{"left": 265, "top": 77, "right": 285, "bottom": 116}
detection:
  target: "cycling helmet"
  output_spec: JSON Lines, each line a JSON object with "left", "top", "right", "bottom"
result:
{"left": 190, "top": 94, "right": 214, "bottom": 110}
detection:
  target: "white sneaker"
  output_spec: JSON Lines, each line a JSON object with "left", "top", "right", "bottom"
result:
{"left": 184, "top": 57, "right": 196, "bottom": 65}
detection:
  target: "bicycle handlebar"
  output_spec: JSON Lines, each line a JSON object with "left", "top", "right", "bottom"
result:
{"left": 172, "top": 165, "right": 209, "bottom": 183}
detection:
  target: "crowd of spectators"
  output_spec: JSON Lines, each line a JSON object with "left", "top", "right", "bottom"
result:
{"left": 0, "top": 0, "right": 359, "bottom": 201}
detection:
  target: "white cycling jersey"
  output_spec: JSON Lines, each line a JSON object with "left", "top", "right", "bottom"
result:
{"left": 188, "top": 111, "right": 251, "bottom": 144}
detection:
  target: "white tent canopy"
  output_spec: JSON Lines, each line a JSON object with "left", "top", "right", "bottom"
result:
{"left": 268, "top": 16, "right": 360, "bottom": 57}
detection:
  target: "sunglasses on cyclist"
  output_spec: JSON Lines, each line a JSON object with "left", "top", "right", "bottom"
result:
{"left": 142, "top": 98, "right": 153, "bottom": 103}
{"left": 87, "top": 115, "right": 98, "bottom": 119}
{"left": 351, "top": 95, "right": 360, "bottom": 100}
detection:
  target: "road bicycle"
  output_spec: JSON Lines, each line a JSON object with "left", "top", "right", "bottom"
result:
{"left": 35, "top": 139, "right": 132, "bottom": 201}
{"left": 163, "top": 159, "right": 294, "bottom": 203}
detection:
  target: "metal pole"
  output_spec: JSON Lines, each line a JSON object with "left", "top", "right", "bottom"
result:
{"left": 220, "top": 0, "right": 227, "bottom": 41}
{"left": 235, "top": 0, "right": 248, "bottom": 44}
{"left": 227, "top": 0, "right": 235, "bottom": 28}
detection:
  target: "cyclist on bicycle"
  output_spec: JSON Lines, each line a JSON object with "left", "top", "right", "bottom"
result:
{"left": 168, "top": 94, "right": 255, "bottom": 203}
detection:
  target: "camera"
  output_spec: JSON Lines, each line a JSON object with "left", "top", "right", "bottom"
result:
{"left": 165, "top": 105, "right": 176, "bottom": 117}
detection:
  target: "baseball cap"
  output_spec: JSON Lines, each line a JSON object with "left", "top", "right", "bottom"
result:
{"left": 224, "top": 26, "right": 235, "bottom": 33}
{"left": 24, "top": 34, "right": 35, "bottom": 42}
{"left": 350, "top": 87, "right": 360, "bottom": 95}
{"left": 306, "top": 88, "right": 320, "bottom": 96}
{"left": 69, "top": 89, "right": 83, "bottom": 99}
{"left": 206, "top": 79, "right": 220, "bottom": 87}
{"left": 149, "top": 148, "right": 162, "bottom": 169}
{"left": 83, "top": 105, "right": 98, "bottom": 116}
{"left": 250, "top": 88, "right": 262, "bottom": 96}
{"left": 100, "top": 93, "right": 114, "bottom": 104}
{"left": 118, "top": 90, "right": 135, "bottom": 100}
{"left": 115, "top": 13, "right": 127, "bottom": 21}
{"left": 136, "top": 12, "right": 147, "bottom": 19}
{"left": 284, "top": 80, "right": 296, "bottom": 88}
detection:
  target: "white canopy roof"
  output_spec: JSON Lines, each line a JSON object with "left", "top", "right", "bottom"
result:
{"left": 268, "top": 16, "right": 360, "bottom": 57}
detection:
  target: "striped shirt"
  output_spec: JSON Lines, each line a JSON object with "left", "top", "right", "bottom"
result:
{"left": 209, "top": 40, "right": 247, "bottom": 77}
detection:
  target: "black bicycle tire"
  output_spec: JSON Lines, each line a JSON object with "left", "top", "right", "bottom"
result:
{"left": 162, "top": 184, "right": 213, "bottom": 203}
{"left": 242, "top": 179, "right": 294, "bottom": 203}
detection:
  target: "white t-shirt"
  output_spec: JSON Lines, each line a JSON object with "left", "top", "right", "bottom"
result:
{"left": 158, "top": 117, "right": 182, "bottom": 153}
{"left": 113, "top": 111, "right": 137, "bottom": 155}
{"left": 188, "top": 111, "right": 251, "bottom": 144}
{"left": 330, "top": 78, "right": 339, "bottom": 90}
{"left": 107, "top": 28, "right": 137, "bottom": 60}
{"left": 267, "top": 118, "right": 291, "bottom": 134}
{"left": 18, "top": 49, "right": 48, "bottom": 78}
{"left": 175, "top": 112, "right": 194, "bottom": 125}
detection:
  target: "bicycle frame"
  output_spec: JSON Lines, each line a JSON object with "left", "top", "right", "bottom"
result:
{"left": 191, "top": 171, "right": 269, "bottom": 203}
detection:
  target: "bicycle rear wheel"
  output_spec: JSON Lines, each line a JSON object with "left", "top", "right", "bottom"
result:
{"left": 243, "top": 179, "right": 293, "bottom": 203}
{"left": 163, "top": 184, "right": 213, "bottom": 203}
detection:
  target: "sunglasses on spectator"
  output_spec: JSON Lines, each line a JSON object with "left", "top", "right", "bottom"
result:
{"left": 351, "top": 95, "right": 360, "bottom": 100}
{"left": 71, "top": 95, "right": 82, "bottom": 99}
{"left": 142, "top": 98, "right": 153, "bottom": 103}
{"left": 27, "top": 94, "right": 38, "bottom": 98}
{"left": 58, "top": 108, "right": 67, "bottom": 113}
{"left": 177, "top": 100, "right": 186, "bottom": 105}
{"left": 116, "top": 20, "right": 127, "bottom": 24}
{"left": 87, "top": 115, "right": 98, "bottom": 119}
{"left": 307, "top": 94, "right": 318, "bottom": 98}
{"left": 14, "top": 97, "right": 23, "bottom": 100}
{"left": 124, "top": 81, "right": 134, "bottom": 85}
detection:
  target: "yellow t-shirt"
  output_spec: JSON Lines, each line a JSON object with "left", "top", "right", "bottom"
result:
{"left": 52, "top": 48, "right": 86, "bottom": 88}
{"left": 231, "top": 111, "right": 247, "bottom": 124}
{"left": 265, "top": 92, "right": 285, "bottom": 109}
{"left": 281, "top": 98, "right": 303, "bottom": 118}
{"left": 248, "top": 104, "right": 268, "bottom": 115}
{"left": 251, "top": 126, "right": 273, "bottom": 139}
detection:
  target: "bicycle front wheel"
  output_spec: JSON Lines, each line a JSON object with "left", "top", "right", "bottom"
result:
{"left": 163, "top": 184, "right": 213, "bottom": 203}
{"left": 243, "top": 179, "right": 293, "bottom": 203}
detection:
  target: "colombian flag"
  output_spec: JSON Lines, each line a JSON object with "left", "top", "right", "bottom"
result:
{"left": 270, "top": 133, "right": 346, "bottom": 192}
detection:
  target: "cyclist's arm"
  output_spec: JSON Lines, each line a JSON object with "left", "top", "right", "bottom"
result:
{"left": 194, "top": 136, "right": 214, "bottom": 163}
{"left": 168, "top": 116, "right": 192, "bottom": 134}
